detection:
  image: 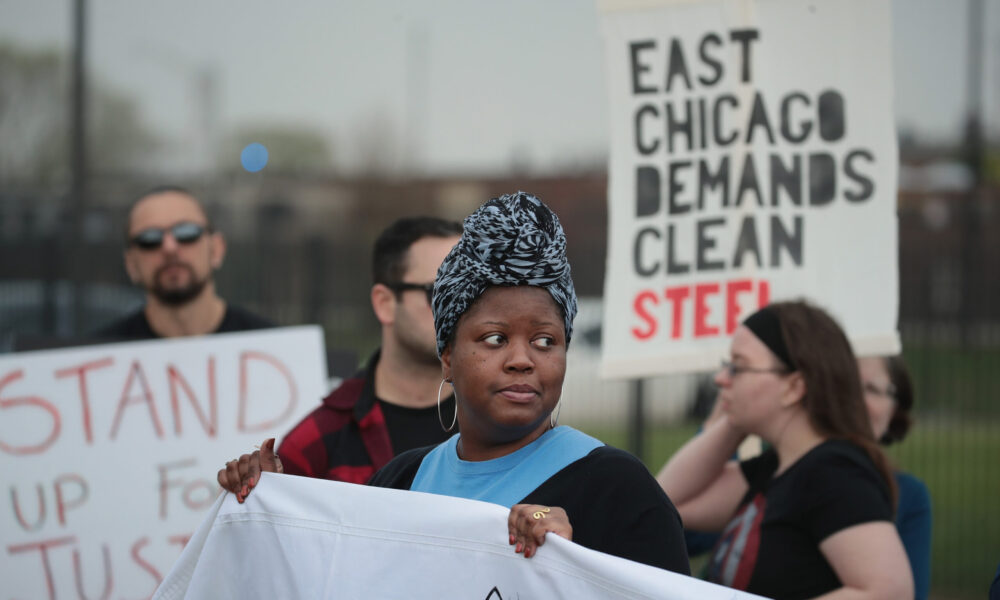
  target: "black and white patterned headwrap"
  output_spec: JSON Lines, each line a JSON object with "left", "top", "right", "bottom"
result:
{"left": 433, "top": 191, "right": 577, "bottom": 356}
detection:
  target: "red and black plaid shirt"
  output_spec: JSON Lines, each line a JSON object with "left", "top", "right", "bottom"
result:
{"left": 278, "top": 352, "right": 394, "bottom": 484}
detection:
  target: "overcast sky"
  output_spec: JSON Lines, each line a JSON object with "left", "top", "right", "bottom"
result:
{"left": 1, "top": 0, "right": 997, "bottom": 175}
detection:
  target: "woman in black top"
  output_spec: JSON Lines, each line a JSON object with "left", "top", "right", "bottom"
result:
{"left": 219, "top": 192, "right": 689, "bottom": 573}
{"left": 657, "top": 301, "right": 912, "bottom": 599}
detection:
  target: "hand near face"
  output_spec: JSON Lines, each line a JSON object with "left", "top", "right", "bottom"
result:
{"left": 216, "top": 437, "right": 283, "bottom": 503}
{"left": 507, "top": 504, "right": 572, "bottom": 558}
{"left": 703, "top": 390, "right": 726, "bottom": 427}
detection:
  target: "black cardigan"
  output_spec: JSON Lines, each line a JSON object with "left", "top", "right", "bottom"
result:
{"left": 368, "top": 444, "right": 690, "bottom": 574}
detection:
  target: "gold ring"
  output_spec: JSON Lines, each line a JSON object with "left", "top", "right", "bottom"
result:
{"left": 532, "top": 507, "right": 551, "bottom": 520}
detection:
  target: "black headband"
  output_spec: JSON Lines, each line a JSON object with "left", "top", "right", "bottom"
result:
{"left": 743, "top": 306, "right": 795, "bottom": 370}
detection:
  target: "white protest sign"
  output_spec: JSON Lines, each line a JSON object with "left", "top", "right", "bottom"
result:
{"left": 155, "top": 472, "right": 767, "bottom": 600}
{"left": 0, "top": 326, "right": 327, "bottom": 599}
{"left": 599, "top": 0, "right": 900, "bottom": 377}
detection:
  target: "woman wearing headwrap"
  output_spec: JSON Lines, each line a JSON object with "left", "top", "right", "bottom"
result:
{"left": 219, "top": 192, "right": 689, "bottom": 573}
{"left": 656, "top": 302, "right": 913, "bottom": 599}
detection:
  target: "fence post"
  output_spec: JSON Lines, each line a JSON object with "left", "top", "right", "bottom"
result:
{"left": 628, "top": 378, "right": 646, "bottom": 462}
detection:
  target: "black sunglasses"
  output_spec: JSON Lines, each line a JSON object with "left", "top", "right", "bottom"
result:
{"left": 386, "top": 282, "right": 434, "bottom": 304}
{"left": 129, "top": 222, "right": 209, "bottom": 250}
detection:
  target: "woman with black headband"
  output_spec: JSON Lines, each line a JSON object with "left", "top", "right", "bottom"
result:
{"left": 219, "top": 192, "right": 690, "bottom": 573}
{"left": 656, "top": 302, "right": 912, "bottom": 599}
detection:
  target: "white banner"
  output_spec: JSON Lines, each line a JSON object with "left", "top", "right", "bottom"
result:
{"left": 599, "top": 0, "right": 899, "bottom": 377}
{"left": 0, "top": 326, "right": 327, "bottom": 599}
{"left": 155, "top": 472, "right": 767, "bottom": 599}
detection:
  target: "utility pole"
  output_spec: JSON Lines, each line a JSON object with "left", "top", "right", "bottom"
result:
{"left": 69, "top": 0, "right": 88, "bottom": 335}
{"left": 960, "top": 0, "right": 984, "bottom": 345}
{"left": 404, "top": 23, "right": 429, "bottom": 177}
{"left": 628, "top": 378, "right": 646, "bottom": 462}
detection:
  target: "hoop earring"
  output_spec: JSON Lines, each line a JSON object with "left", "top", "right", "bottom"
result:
{"left": 550, "top": 401, "right": 562, "bottom": 429}
{"left": 437, "top": 379, "right": 457, "bottom": 432}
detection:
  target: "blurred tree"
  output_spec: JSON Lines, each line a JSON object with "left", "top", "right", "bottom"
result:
{"left": 0, "top": 42, "right": 158, "bottom": 184}
{"left": 0, "top": 44, "right": 65, "bottom": 183}
{"left": 350, "top": 109, "right": 400, "bottom": 177}
{"left": 986, "top": 149, "right": 1000, "bottom": 184}
{"left": 89, "top": 86, "right": 160, "bottom": 173}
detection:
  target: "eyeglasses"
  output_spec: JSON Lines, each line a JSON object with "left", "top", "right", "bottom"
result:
{"left": 863, "top": 382, "right": 897, "bottom": 400}
{"left": 386, "top": 281, "right": 434, "bottom": 304}
{"left": 129, "top": 222, "right": 209, "bottom": 250}
{"left": 720, "top": 360, "right": 791, "bottom": 377}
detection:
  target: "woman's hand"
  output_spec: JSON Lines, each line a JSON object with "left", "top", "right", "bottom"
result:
{"left": 216, "top": 437, "right": 283, "bottom": 503}
{"left": 507, "top": 504, "right": 572, "bottom": 558}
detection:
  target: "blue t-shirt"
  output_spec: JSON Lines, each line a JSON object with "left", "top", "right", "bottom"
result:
{"left": 410, "top": 426, "right": 603, "bottom": 508}
{"left": 895, "top": 471, "right": 932, "bottom": 600}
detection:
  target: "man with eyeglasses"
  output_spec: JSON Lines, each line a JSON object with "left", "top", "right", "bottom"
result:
{"left": 275, "top": 216, "right": 462, "bottom": 484}
{"left": 97, "top": 185, "right": 274, "bottom": 339}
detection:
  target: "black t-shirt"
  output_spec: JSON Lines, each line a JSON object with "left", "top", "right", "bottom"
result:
{"left": 96, "top": 305, "right": 274, "bottom": 340}
{"left": 378, "top": 396, "right": 456, "bottom": 454}
{"left": 369, "top": 443, "right": 691, "bottom": 575}
{"left": 705, "top": 439, "right": 893, "bottom": 599}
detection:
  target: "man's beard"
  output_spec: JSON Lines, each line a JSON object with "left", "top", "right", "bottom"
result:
{"left": 149, "top": 263, "right": 209, "bottom": 306}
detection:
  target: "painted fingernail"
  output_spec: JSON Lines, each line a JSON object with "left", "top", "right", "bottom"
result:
{"left": 249, "top": 477, "right": 255, "bottom": 488}
{"left": 509, "top": 534, "right": 515, "bottom": 545}
{"left": 515, "top": 542, "right": 522, "bottom": 553}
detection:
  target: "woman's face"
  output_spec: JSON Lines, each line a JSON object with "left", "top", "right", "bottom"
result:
{"left": 857, "top": 356, "right": 896, "bottom": 440}
{"left": 714, "top": 325, "right": 797, "bottom": 436}
{"left": 441, "top": 286, "right": 566, "bottom": 456}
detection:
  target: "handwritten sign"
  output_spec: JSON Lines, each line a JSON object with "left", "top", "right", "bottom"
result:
{"left": 599, "top": 0, "right": 900, "bottom": 377}
{"left": 0, "top": 326, "right": 327, "bottom": 599}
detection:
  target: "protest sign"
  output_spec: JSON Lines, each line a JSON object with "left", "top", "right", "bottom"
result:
{"left": 0, "top": 326, "right": 327, "bottom": 599}
{"left": 599, "top": 0, "right": 900, "bottom": 377}
{"left": 155, "top": 472, "right": 767, "bottom": 599}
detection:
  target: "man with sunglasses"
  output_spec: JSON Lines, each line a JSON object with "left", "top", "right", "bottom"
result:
{"left": 97, "top": 186, "right": 273, "bottom": 339}
{"left": 276, "top": 216, "right": 462, "bottom": 484}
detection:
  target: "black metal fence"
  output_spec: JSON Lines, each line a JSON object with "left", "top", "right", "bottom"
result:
{"left": 1, "top": 177, "right": 998, "bottom": 598}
